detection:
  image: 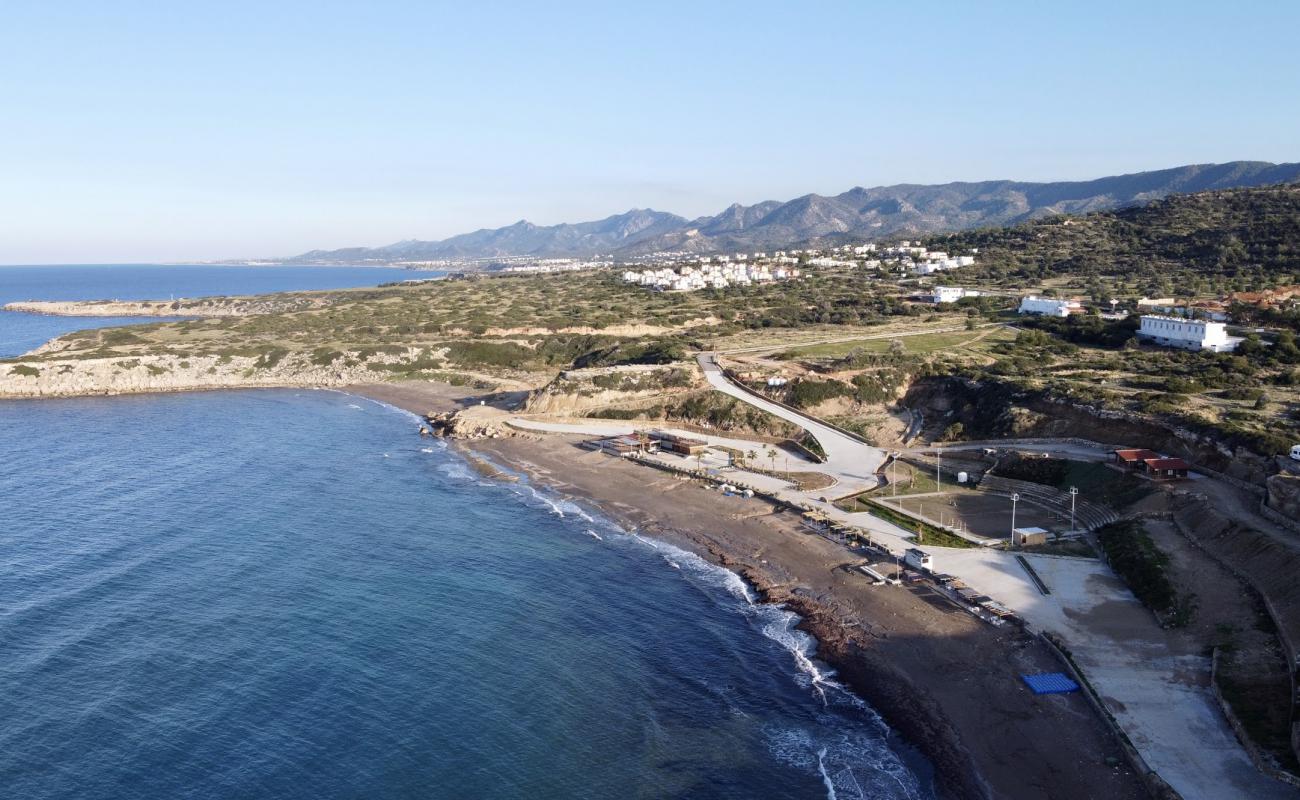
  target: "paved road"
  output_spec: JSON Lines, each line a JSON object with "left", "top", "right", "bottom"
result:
{"left": 696, "top": 352, "right": 887, "bottom": 487}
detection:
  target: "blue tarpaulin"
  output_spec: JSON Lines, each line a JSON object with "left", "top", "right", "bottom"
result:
{"left": 1021, "top": 673, "right": 1080, "bottom": 695}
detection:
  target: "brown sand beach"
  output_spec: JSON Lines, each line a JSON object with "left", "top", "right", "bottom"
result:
{"left": 351, "top": 382, "right": 1150, "bottom": 800}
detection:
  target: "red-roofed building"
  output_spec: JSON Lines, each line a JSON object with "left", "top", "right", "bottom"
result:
{"left": 1114, "top": 449, "right": 1160, "bottom": 470}
{"left": 1143, "top": 457, "right": 1191, "bottom": 479}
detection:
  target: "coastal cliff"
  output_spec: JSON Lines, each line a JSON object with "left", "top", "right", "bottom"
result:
{"left": 0, "top": 348, "right": 507, "bottom": 399}
{"left": 3, "top": 296, "right": 330, "bottom": 318}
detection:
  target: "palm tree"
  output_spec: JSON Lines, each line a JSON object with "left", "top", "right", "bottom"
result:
{"left": 766, "top": 447, "right": 778, "bottom": 472}
{"left": 746, "top": 449, "right": 758, "bottom": 468}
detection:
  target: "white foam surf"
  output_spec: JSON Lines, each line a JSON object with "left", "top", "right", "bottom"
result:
{"left": 817, "top": 748, "right": 838, "bottom": 800}
{"left": 766, "top": 726, "right": 921, "bottom": 800}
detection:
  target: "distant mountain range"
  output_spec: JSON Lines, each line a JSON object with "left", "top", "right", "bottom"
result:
{"left": 280, "top": 161, "right": 1300, "bottom": 264}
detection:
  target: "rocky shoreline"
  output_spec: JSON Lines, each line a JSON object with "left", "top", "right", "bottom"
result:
{"left": 456, "top": 433, "right": 1149, "bottom": 800}
{"left": 351, "top": 380, "right": 1149, "bottom": 800}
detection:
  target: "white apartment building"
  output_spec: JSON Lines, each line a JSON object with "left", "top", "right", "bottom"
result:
{"left": 1018, "top": 296, "right": 1082, "bottom": 317}
{"left": 1137, "top": 315, "right": 1240, "bottom": 352}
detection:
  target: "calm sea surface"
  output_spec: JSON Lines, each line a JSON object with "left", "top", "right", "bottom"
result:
{"left": 0, "top": 268, "right": 933, "bottom": 799}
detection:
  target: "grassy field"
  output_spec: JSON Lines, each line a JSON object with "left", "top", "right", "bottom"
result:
{"left": 778, "top": 326, "right": 1009, "bottom": 359}
{"left": 870, "top": 461, "right": 978, "bottom": 497}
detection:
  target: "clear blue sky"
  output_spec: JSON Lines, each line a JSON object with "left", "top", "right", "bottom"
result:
{"left": 2, "top": 1, "right": 1297, "bottom": 263}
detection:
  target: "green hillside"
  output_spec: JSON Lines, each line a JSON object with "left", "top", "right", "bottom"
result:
{"left": 929, "top": 184, "right": 1300, "bottom": 295}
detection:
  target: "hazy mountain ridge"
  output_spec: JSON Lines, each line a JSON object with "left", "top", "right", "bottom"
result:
{"left": 283, "top": 161, "right": 1300, "bottom": 263}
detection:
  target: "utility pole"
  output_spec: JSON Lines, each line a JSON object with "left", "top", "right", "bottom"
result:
{"left": 935, "top": 448, "right": 942, "bottom": 494}
{"left": 1069, "top": 486, "right": 1079, "bottom": 534}
{"left": 1010, "top": 492, "right": 1020, "bottom": 547}
{"left": 892, "top": 455, "right": 897, "bottom": 497}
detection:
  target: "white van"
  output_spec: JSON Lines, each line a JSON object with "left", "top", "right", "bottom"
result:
{"left": 904, "top": 548, "right": 933, "bottom": 572}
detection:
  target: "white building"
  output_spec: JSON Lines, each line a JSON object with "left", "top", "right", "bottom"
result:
{"left": 1137, "top": 315, "right": 1240, "bottom": 352}
{"left": 932, "top": 286, "right": 979, "bottom": 304}
{"left": 1018, "top": 296, "right": 1082, "bottom": 317}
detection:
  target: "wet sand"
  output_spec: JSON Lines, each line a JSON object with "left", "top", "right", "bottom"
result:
{"left": 351, "top": 381, "right": 1150, "bottom": 800}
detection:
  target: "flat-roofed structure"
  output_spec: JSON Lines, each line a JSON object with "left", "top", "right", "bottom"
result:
{"left": 1013, "top": 526, "right": 1049, "bottom": 546}
{"left": 1137, "top": 315, "right": 1240, "bottom": 352}
{"left": 583, "top": 435, "right": 650, "bottom": 456}
{"left": 644, "top": 430, "right": 709, "bottom": 456}
{"left": 1018, "top": 295, "right": 1082, "bottom": 317}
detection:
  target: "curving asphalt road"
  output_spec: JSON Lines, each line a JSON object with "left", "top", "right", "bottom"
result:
{"left": 696, "top": 352, "right": 887, "bottom": 485}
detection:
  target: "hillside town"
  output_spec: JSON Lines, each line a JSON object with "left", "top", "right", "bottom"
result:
{"left": 620, "top": 258, "right": 801, "bottom": 291}
{"left": 615, "top": 240, "right": 980, "bottom": 292}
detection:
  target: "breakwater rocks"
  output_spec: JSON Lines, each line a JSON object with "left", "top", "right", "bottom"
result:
{"left": 424, "top": 409, "right": 516, "bottom": 440}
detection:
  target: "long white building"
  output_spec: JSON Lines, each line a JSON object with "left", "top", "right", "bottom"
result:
{"left": 1137, "top": 315, "right": 1240, "bottom": 352}
{"left": 932, "top": 286, "right": 979, "bottom": 303}
{"left": 1018, "top": 296, "right": 1082, "bottom": 317}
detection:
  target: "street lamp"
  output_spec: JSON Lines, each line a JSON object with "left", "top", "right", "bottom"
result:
{"left": 1069, "top": 486, "right": 1079, "bottom": 534}
{"left": 936, "top": 448, "right": 942, "bottom": 493}
{"left": 1010, "top": 492, "right": 1020, "bottom": 546}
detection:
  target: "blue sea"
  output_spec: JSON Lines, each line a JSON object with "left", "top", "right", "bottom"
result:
{"left": 0, "top": 267, "right": 933, "bottom": 799}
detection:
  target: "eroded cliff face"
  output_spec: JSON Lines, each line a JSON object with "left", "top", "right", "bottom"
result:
{"left": 1268, "top": 474, "right": 1300, "bottom": 521}
{"left": 904, "top": 376, "right": 1275, "bottom": 486}
{"left": 524, "top": 365, "right": 700, "bottom": 416}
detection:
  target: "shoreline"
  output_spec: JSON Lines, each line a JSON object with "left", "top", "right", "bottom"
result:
{"left": 347, "top": 381, "right": 1150, "bottom": 800}
{"left": 0, "top": 377, "right": 1155, "bottom": 798}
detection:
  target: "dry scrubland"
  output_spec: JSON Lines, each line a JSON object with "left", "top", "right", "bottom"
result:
{"left": 3, "top": 258, "right": 1299, "bottom": 459}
